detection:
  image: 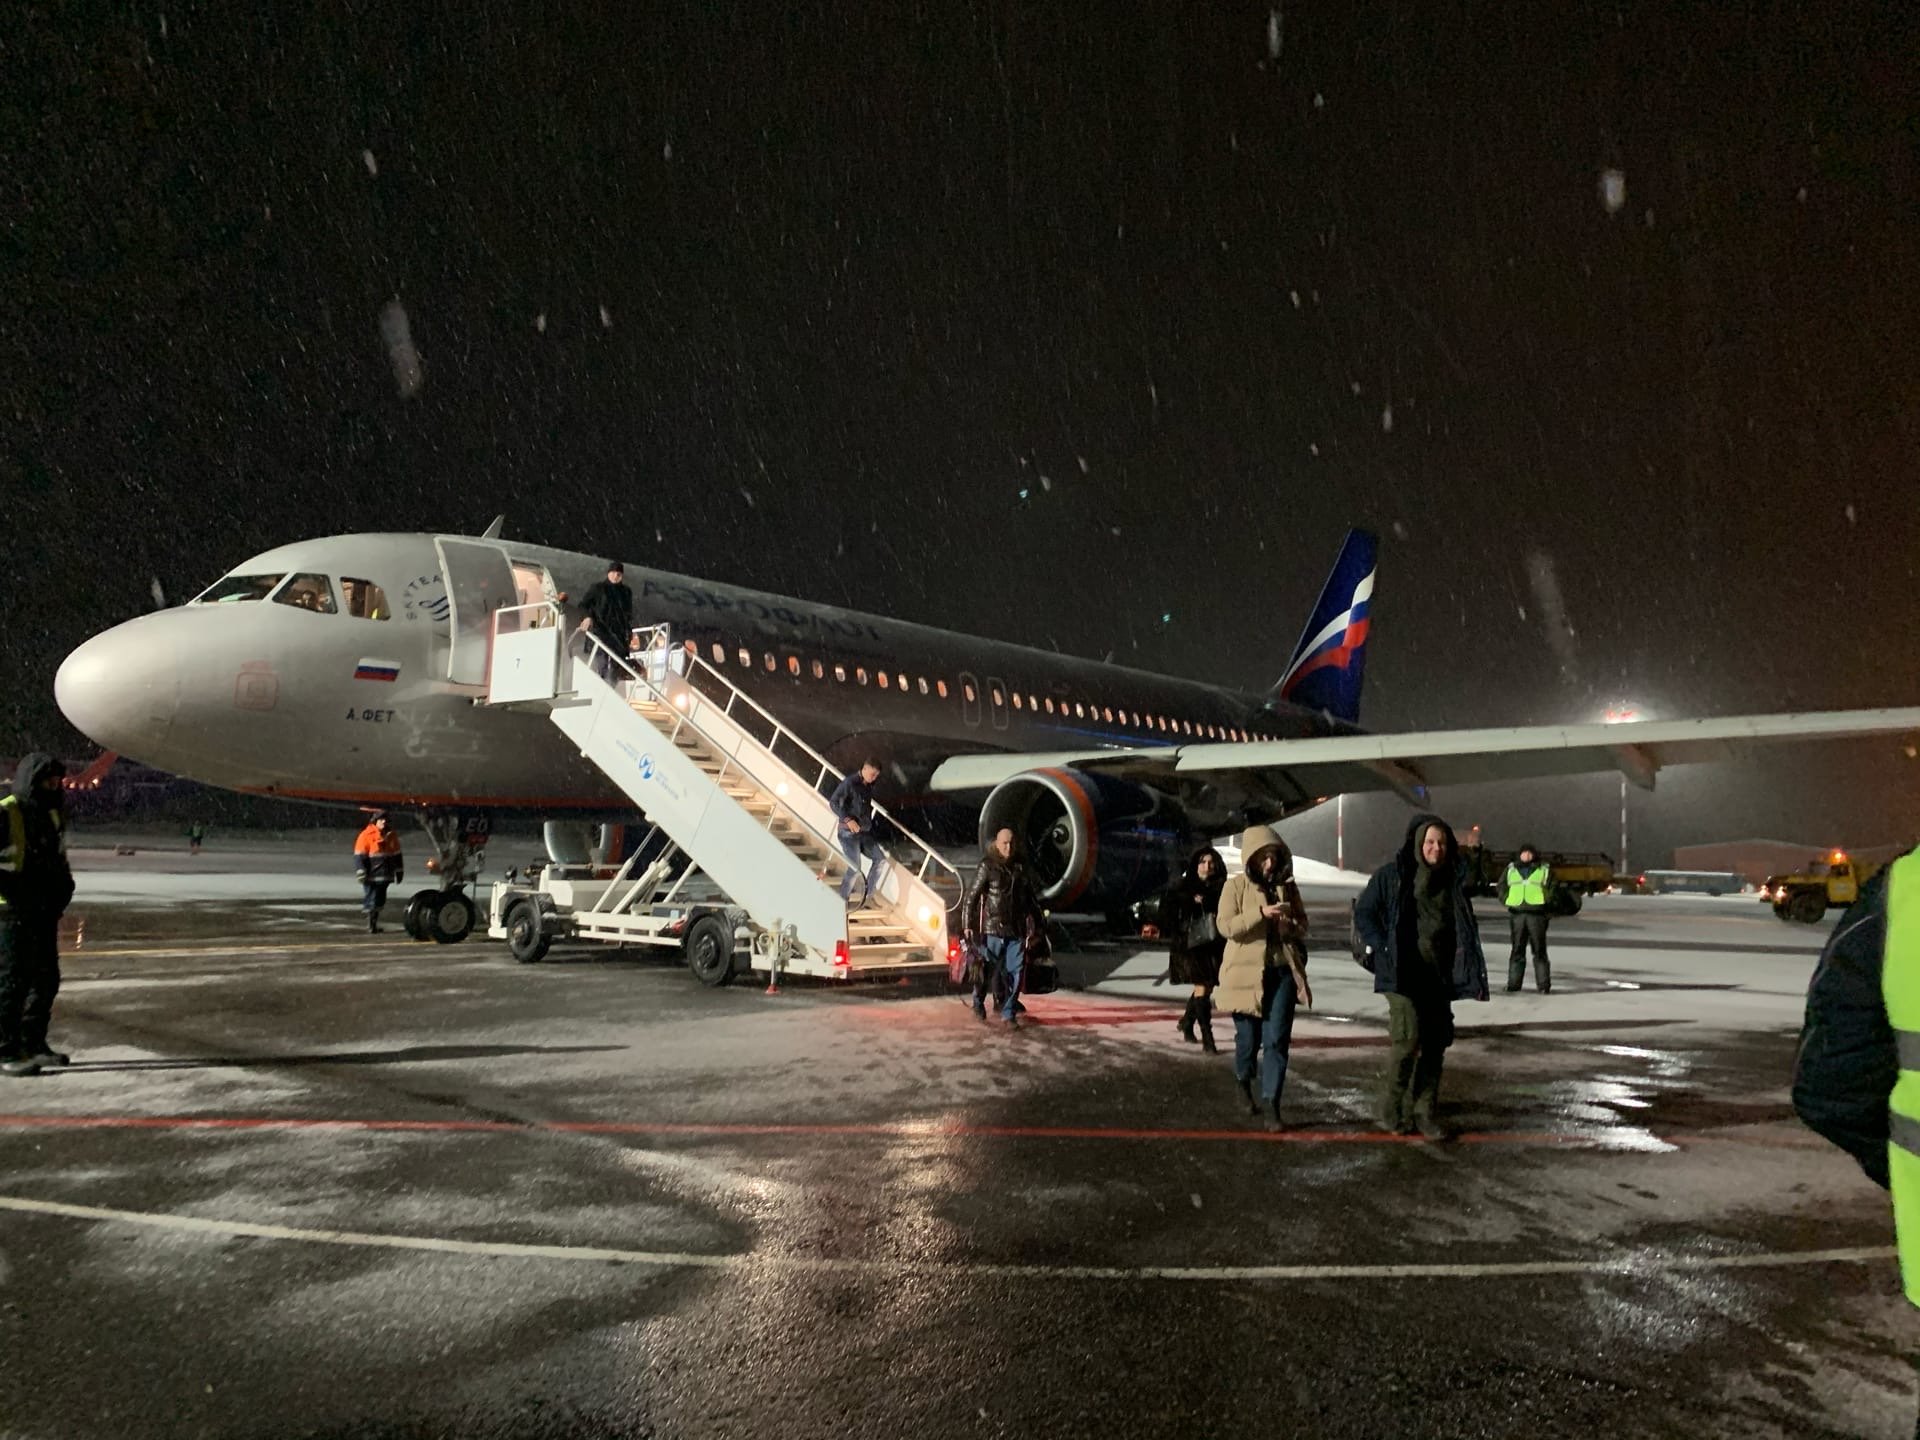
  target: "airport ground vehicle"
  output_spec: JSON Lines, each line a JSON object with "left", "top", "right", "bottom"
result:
{"left": 1638, "top": 869, "right": 1743, "bottom": 897}
{"left": 1760, "top": 851, "right": 1878, "bottom": 924}
{"left": 479, "top": 616, "right": 961, "bottom": 985}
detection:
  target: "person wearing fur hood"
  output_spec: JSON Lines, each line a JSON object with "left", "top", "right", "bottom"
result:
{"left": 1214, "top": 824, "right": 1310, "bottom": 1131}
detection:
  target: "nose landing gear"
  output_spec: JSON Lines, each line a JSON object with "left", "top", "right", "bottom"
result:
{"left": 401, "top": 811, "right": 490, "bottom": 944}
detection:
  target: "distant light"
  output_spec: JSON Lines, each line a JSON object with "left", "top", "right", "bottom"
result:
{"left": 774, "top": 781, "right": 789, "bottom": 797}
{"left": 918, "top": 906, "right": 936, "bottom": 925}
{"left": 672, "top": 693, "right": 688, "bottom": 710}
{"left": 1160, "top": 612, "right": 1172, "bottom": 624}
{"left": 1599, "top": 168, "right": 1627, "bottom": 214}
{"left": 1017, "top": 488, "right": 1030, "bottom": 500}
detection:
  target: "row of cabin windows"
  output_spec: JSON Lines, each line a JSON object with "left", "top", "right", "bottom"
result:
{"left": 693, "top": 639, "right": 1275, "bottom": 743}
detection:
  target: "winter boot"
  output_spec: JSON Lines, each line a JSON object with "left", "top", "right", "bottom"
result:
{"left": 1, "top": 1055, "right": 43, "bottom": 1078}
{"left": 1264, "top": 1096, "right": 1285, "bottom": 1134}
{"left": 1177, "top": 997, "right": 1197, "bottom": 1044}
{"left": 1197, "top": 997, "right": 1218, "bottom": 1055}
{"left": 367, "top": 909, "right": 380, "bottom": 934}
{"left": 1236, "top": 1076, "right": 1259, "bottom": 1117}
{"left": 1506, "top": 959, "right": 1525, "bottom": 993}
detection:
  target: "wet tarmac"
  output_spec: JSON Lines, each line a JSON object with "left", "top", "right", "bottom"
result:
{"left": 1, "top": 838, "right": 1913, "bottom": 1438}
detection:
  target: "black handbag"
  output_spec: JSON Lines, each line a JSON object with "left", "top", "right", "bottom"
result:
{"left": 1184, "top": 910, "right": 1218, "bottom": 950}
{"left": 1023, "top": 958, "right": 1060, "bottom": 995}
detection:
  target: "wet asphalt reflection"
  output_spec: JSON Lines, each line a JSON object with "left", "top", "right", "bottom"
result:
{"left": 0, "top": 882, "right": 1911, "bottom": 1438}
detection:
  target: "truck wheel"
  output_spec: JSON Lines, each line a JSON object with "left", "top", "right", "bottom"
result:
{"left": 430, "top": 891, "right": 477, "bottom": 944}
{"left": 403, "top": 889, "right": 441, "bottom": 942}
{"left": 686, "top": 915, "right": 735, "bottom": 987}
{"left": 505, "top": 899, "right": 550, "bottom": 964}
{"left": 1789, "top": 891, "right": 1826, "bottom": 924}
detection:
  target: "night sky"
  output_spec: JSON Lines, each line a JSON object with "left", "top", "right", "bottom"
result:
{"left": 8, "top": 3, "right": 1919, "bottom": 862}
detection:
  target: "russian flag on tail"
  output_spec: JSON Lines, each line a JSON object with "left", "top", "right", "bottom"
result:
{"left": 1271, "top": 529, "right": 1377, "bottom": 726}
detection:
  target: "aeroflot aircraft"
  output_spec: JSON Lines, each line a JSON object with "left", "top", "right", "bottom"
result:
{"left": 54, "top": 524, "right": 1920, "bottom": 912}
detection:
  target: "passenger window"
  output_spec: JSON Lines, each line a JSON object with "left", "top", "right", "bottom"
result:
{"left": 879, "top": 672, "right": 891, "bottom": 689}
{"left": 712, "top": 643, "right": 726, "bottom": 664}
{"left": 991, "top": 685, "right": 1005, "bottom": 707}
{"left": 194, "top": 573, "right": 286, "bottom": 605}
{"left": 937, "top": 680, "right": 949, "bottom": 699}
{"left": 812, "top": 659, "right": 825, "bottom": 680}
{"left": 1102, "top": 706, "right": 1114, "bottom": 723}
{"left": 738, "top": 647, "right": 752, "bottom": 668}
{"left": 764, "top": 653, "right": 776, "bottom": 671}
{"left": 857, "top": 667, "right": 869, "bottom": 686}
{"left": 341, "top": 577, "right": 390, "bottom": 620}
{"left": 835, "top": 664, "right": 848, "bottom": 683}
{"left": 963, "top": 682, "right": 976, "bottom": 703}
{"left": 787, "top": 656, "right": 801, "bottom": 676}
{"left": 273, "top": 573, "right": 337, "bottom": 614}
{"left": 918, "top": 677, "right": 930, "bottom": 696}
{"left": 1012, "top": 693, "right": 1023, "bottom": 710}
{"left": 1044, "top": 698, "right": 1056, "bottom": 715}
{"left": 1074, "top": 703, "right": 1085, "bottom": 718}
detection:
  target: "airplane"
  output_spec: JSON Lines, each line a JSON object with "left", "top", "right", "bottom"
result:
{"left": 53, "top": 523, "right": 1920, "bottom": 940}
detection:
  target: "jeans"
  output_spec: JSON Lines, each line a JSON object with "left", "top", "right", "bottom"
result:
{"left": 975, "top": 935, "right": 1026, "bottom": 1019}
{"left": 837, "top": 829, "right": 886, "bottom": 902}
{"left": 0, "top": 919, "right": 61, "bottom": 1057}
{"left": 361, "top": 881, "right": 391, "bottom": 915}
{"left": 1231, "top": 969, "right": 1299, "bottom": 1102}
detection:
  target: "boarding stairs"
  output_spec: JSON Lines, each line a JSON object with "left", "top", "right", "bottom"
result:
{"left": 485, "top": 604, "right": 962, "bottom": 979}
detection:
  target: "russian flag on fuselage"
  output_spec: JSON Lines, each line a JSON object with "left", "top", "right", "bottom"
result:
{"left": 1272, "top": 529, "right": 1377, "bottom": 726}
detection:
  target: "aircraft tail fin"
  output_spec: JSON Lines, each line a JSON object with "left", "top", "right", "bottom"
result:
{"left": 1270, "top": 528, "right": 1377, "bottom": 725}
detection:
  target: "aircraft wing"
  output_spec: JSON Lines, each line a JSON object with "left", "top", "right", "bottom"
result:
{"left": 927, "top": 707, "right": 1920, "bottom": 805}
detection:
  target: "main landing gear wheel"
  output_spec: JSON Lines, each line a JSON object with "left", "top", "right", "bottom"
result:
{"left": 686, "top": 915, "right": 735, "bottom": 987}
{"left": 403, "top": 890, "right": 442, "bottom": 942}
{"left": 429, "top": 891, "right": 478, "bottom": 944}
{"left": 505, "top": 899, "right": 550, "bottom": 964}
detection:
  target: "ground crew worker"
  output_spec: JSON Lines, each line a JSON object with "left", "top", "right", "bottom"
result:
{"left": 1, "top": 754, "right": 77, "bottom": 1078}
{"left": 353, "top": 812, "right": 404, "bottom": 933}
{"left": 1792, "top": 846, "right": 1919, "bottom": 1429}
{"left": 1503, "top": 843, "right": 1553, "bottom": 993}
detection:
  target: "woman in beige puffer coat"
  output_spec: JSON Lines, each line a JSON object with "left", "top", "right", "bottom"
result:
{"left": 1215, "top": 824, "right": 1311, "bottom": 1131}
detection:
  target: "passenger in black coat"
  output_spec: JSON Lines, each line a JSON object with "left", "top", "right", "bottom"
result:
{"left": 1352, "top": 812, "right": 1489, "bottom": 1139}
{"left": 1162, "top": 845, "right": 1227, "bottom": 1053}
{"left": 1793, "top": 866, "right": 1896, "bottom": 1189}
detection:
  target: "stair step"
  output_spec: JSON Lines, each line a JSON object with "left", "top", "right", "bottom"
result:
{"left": 843, "top": 941, "right": 927, "bottom": 958}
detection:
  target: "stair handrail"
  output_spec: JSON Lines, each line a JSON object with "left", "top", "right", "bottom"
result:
{"left": 503, "top": 604, "right": 963, "bottom": 905}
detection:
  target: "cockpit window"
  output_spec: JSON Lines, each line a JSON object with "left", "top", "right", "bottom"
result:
{"left": 341, "top": 577, "right": 390, "bottom": 621}
{"left": 272, "top": 573, "right": 338, "bottom": 614}
{"left": 193, "top": 573, "right": 286, "bottom": 605}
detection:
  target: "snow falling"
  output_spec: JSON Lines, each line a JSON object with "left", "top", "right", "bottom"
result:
{"left": 378, "top": 299, "right": 422, "bottom": 399}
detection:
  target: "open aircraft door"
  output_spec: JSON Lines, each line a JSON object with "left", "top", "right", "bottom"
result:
{"left": 434, "top": 537, "right": 519, "bottom": 686}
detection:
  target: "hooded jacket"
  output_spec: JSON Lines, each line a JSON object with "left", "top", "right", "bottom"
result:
{"left": 1214, "top": 825, "right": 1308, "bottom": 1017}
{"left": 353, "top": 820, "right": 405, "bottom": 886}
{"left": 1353, "top": 813, "right": 1489, "bottom": 1002}
{"left": 0, "top": 753, "right": 75, "bottom": 921}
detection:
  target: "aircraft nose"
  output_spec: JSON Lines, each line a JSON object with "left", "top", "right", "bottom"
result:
{"left": 55, "top": 618, "right": 180, "bottom": 759}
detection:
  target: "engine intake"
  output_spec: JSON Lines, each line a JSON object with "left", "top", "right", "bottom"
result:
{"left": 976, "top": 768, "right": 1185, "bottom": 909}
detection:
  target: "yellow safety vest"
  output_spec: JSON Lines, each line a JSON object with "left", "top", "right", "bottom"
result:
{"left": 0, "top": 795, "right": 66, "bottom": 914}
{"left": 1504, "top": 862, "right": 1549, "bottom": 908}
{"left": 1883, "top": 849, "right": 1920, "bottom": 1305}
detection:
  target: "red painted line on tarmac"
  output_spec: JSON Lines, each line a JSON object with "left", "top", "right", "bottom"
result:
{"left": 0, "top": 1112, "right": 1753, "bottom": 1149}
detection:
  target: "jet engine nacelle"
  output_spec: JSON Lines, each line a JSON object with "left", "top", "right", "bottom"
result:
{"left": 976, "top": 768, "right": 1188, "bottom": 911}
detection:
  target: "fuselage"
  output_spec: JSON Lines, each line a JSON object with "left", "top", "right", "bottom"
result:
{"left": 54, "top": 531, "right": 1345, "bottom": 831}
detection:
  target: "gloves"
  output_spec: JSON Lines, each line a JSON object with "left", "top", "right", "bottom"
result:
{"left": 355, "top": 867, "right": 368, "bottom": 883}
{"left": 394, "top": 867, "right": 404, "bottom": 885}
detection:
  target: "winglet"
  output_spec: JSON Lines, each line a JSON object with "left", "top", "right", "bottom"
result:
{"left": 1271, "top": 528, "right": 1377, "bottom": 725}
{"left": 480, "top": 515, "right": 506, "bottom": 540}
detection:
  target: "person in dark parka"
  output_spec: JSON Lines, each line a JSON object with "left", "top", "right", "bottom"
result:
{"left": 1352, "top": 813, "right": 1490, "bottom": 1139}
{"left": 1162, "top": 845, "right": 1227, "bottom": 1053}
{"left": 0, "top": 753, "right": 77, "bottom": 1077}
{"left": 1792, "top": 866, "right": 1896, "bottom": 1187}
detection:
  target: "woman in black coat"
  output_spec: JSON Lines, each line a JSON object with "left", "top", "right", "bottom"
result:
{"left": 1163, "top": 845, "right": 1228, "bottom": 1052}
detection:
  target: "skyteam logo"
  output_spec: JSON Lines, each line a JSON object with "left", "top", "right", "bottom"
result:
{"left": 1272, "top": 529, "right": 1377, "bottom": 726}
{"left": 638, "top": 753, "right": 655, "bottom": 781}
{"left": 399, "top": 573, "right": 451, "bottom": 624}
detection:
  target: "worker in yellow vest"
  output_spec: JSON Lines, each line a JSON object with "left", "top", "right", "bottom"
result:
{"left": 1794, "top": 843, "right": 1918, "bottom": 1422}
{"left": 1502, "top": 843, "right": 1553, "bottom": 994}
{"left": 1, "top": 754, "right": 77, "bottom": 1078}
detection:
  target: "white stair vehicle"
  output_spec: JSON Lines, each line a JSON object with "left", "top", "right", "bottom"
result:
{"left": 479, "top": 596, "right": 962, "bottom": 986}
